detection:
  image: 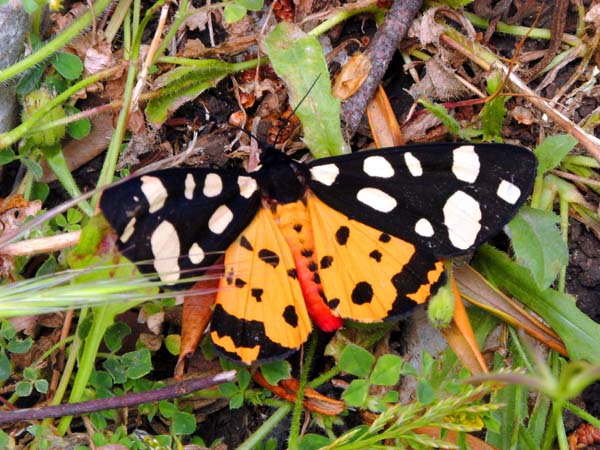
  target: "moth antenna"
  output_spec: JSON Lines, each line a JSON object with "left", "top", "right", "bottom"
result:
{"left": 271, "top": 74, "right": 322, "bottom": 149}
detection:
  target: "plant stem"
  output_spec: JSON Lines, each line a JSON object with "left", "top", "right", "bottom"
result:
{"left": 0, "top": 0, "right": 114, "bottom": 84}
{"left": 236, "top": 404, "right": 292, "bottom": 450}
{"left": 308, "top": 6, "right": 385, "bottom": 37}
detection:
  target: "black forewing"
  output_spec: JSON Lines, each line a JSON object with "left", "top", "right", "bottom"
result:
{"left": 307, "top": 143, "right": 537, "bottom": 257}
{"left": 100, "top": 168, "right": 261, "bottom": 287}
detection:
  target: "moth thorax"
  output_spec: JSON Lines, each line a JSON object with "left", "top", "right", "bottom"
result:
{"left": 258, "top": 154, "right": 307, "bottom": 204}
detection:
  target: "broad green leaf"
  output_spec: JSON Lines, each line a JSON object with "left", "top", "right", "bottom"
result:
{"left": 534, "top": 134, "right": 578, "bottom": 175}
{"left": 0, "top": 352, "right": 11, "bottom": 382}
{"left": 261, "top": 360, "right": 291, "bottom": 385}
{"left": 31, "top": 181, "right": 49, "bottom": 202}
{"left": 229, "top": 392, "right": 244, "bottom": 409}
{"left": 264, "top": 22, "right": 349, "bottom": 158}
{"left": 172, "top": 411, "right": 196, "bottom": 435}
{"left": 104, "top": 322, "right": 132, "bottom": 352}
{"left": 164, "top": 334, "right": 181, "bottom": 355}
{"left": 237, "top": 0, "right": 263, "bottom": 11}
{"left": 146, "top": 61, "right": 234, "bottom": 125}
{"left": 21, "top": 0, "right": 38, "bottom": 14}
{"left": 103, "top": 358, "right": 127, "bottom": 384}
{"left": 16, "top": 63, "right": 44, "bottom": 96}
{"left": 339, "top": 343, "right": 375, "bottom": 377}
{"left": 6, "top": 337, "right": 32, "bottom": 353}
{"left": 122, "top": 349, "right": 152, "bottom": 379}
{"left": 34, "top": 379, "right": 49, "bottom": 393}
{"left": 416, "top": 379, "right": 434, "bottom": 404}
{"left": 0, "top": 149, "right": 16, "bottom": 164}
{"left": 159, "top": 400, "right": 178, "bottom": 418}
{"left": 299, "top": 434, "right": 332, "bottom": 450}
{"left": 341, "top": 379, "right": 369, "bottom": 407}
{"left": 218, "top": 381, "right": 238, "bottom": 397}
{"left": 50, "top": 52, "right": 84, "bottom": 80}
{"left": 480, "top": 72, "right": 507, "bottom": 141}
{"left": 223, "top": 3, "right": 247, "bottom": 23}
{"left": 15, "top": 381, "right": 33, "bottom": 397}
{"left": 237, "top": 368, "right": 251, "bottom": 390}
{"left": 65, "top": 105, "right": 91, "bottom": 139}
{"left": 370, "top": 354, "right": 402, "bottom": 386}
{"left": 0, "top": 430, "right": 9, "bottom": 448}
{"left": 506, "top": 207, "right": 568, "bottom": 290}
{"left": 474, "top": 245, "right": 600, "bottom": 362}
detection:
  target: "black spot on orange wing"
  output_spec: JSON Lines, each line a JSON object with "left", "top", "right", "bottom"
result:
{"left": 258, "top": 249, "right": 280, "bottom": 267}
{"left": 308, "top": 262, "right": 318, "bottom": 272}
{"left": 351, "top": 282, "right": 374, "bottom": 305}
{"left": 320, "top": 256, "right": 333, "bottom": 269}
{"left": 283, "top": 305, "right": 299, "bottom": 327}
{"left": 251, "top": 288, "right": 264, "bottom": 302}
{"left": 369, "top": 250, "right": 382, "bottom": 262}
{"left": 287, "top": 268, "right": 298, "bottom": 279}
{"left": 313, "top": 273, "right": 321, "bottom": 284}
{"left": 379, "top": 233, "right": 391, "bottom": 243}
{"left": 328, "top": 298, "right": 340, "bottom": 309}
{"left": 293, "top": 223, "right": 303, "bottom": 233}
{"left": 301, "top": 249, "right": 313, "bottom": 257}
{"left": 240, "top": 236, "right": 253, "bottom": 251}
{"left": 336, "top": 226, "right": 350, "bottom": 245}
{"left": 235, "top": 278, "right": 247, "bottom": 288}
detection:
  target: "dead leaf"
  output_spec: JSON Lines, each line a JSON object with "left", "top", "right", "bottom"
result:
{"left": 332, "top": 53, "right": 371, "bottom": 100}
{"left": 84, "top": 36, "right": 116, "bottom": 75}
{"left": 366, "top": 85, "right": 404, "bottom": 148}
{"left": 512, "top": 105, "right": 535, "bottom": 125}
{"left": 585, "top": 3, "right": 600, "bottom": 26}
{"left": 408, "top": 57, "right": 470, "bottom": 101}
{"left": 183, "top": 6, "right": 210, "bottom": 32}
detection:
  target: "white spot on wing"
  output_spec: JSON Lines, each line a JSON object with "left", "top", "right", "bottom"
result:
{"left": 185, "top": 173, "right": 196, "bottom": 200}
{"left": 404, "top": 152, "right": 423, "bottom": 177}
{"left": 310, "top": 164, "right": 339, "bottom": 186}
{"left": 363, "top": 156, "right": 394, "bottom": 178}
{"left": 120, "top": 218, "right": 136, "bottom": 243}
{"left": 203, "top": 173, "right": 223, "bottom": 198}
{"left": 497, "top": 180, "right": 521, "bottom": 204}
{"left": 415, "top": 218, "right": 434, "bottom": 237}
{"left": 188, "top": 242, "right": 205, "bottom": 264}
{"left": 151, "top": 220, "right": 181, "bottom": 283}
{"left": 356, "top": 188, "right": 397, "bottom": 212}
{"left": 141, "top": 176, "right": 168, "bottom": 213}
{"left": 452, "top": 145, "right": 480, "bottom": 183}
{"left": 443, "top": 191, "right": 482, "bottom": 249}
{"left": 209, "top": 205, "right": 234, "bottom": 234}
{"left": 238, "top": 176, "right": 258, "bottom": 199}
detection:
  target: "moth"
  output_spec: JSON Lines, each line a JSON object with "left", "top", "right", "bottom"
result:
{"left": 100, "top": 143, "right": 537, "bottom": 365}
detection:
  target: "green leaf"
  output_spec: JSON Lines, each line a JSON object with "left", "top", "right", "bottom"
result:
{"left": 341, "top": 379, "right": 369, "bottom": 407}
{"left": 172, "top": 411, "right": 196, "bottom": 435}
{"left": 264, "top": 22, "right": 349, "bottom": 158}
{"left": 218, "top": 382, "right": 239, "bottom": 397}
{"left": 229, "top": 392, "right": 244, "bottom": 409}
{"left": 34, "top": 379, "right": 49, "bottom": 394}
{"left": 223, "top": 3, "right": 247, "bottom": 23}
{"left": 103, "top": 358, "right": 127, "bottom": 384}
{"left": 237, "top": 368, "right": 251, "bottom": 390}
{"left": 260, "top": 360, "right": 291, "bottom": 385}
{"left": 23, "top": 158, "right": 43, "bottom": 179}
{"left": 0, "top": 353, "right": 11, "bottom": 382}
{"left": 20, "top": 0, "right": 38, "bottom": 13}
{"left": 506, "top": 207, "right": 568, "bottom": 290}
{"left": 146, "top": 61, "right": 234, "bottom": 126}
{"left": 67, "top": 208, "right": 83, "bottom": 224}
{"left": 16, "top": 381, "right": 33, "bottom": 397}
{"left": 339, "top": 343, "right": 375, "bottom": 377}
{"left": 65, "top": 105, "right": 92, "bottom": 139}
{"left": 0, "top": 320, "right": 16, "bottom": 339}
{"left": 16, "top": 63, "right": 44, "bottom": 96}
{"left": 122, "top": 349, "right": 152, "bottom": 379}
{"left": 159, "top": 400, "right": 178, "bottom": 418}
{"left": 427, "top": 280, "right": 455, "bottom": 328}
{"left": 299, "top": 434, "right": 332, "bottom": 450}
{"left": 534, "top": 134, "right": 578, "bottom": 175}
{"left": 35, "top": 256, "right": 57, "bottom": 277}
{"left": 370, "top": 354, "right": 402, "bottom": 386}
{"left": 0, "top": 149, "right": 16, "bottom": 165}
{"left": 419, "top": 99, "right": 464, "bottom": 139}
{"left": 31, "top": 182, "right": 49, "bottom": 202}
{"left": 50, "top": 52, "right": 84, "bottom": 80}
{"left": 7, "top": 337, "right": 32, "bottom": 353}
{"left": 474, "top": 245, "right": 600, "bottom": 362}
{"left": 416, "top": 379, "right": 434, "bottom": 404}
{"left": 480, "top": 72, "right": 507, "bottom": 141}
{"left": 236, "top": 0, "right": 263, "bottom": 10}
{"left": 164, "top": 334, "right": 181, "bottom": 355}
{"left": 104, "top": 322, "right": 131, "bottom": 352}
{"left": 0, "top": 430, "right": 9, "bottom": 449}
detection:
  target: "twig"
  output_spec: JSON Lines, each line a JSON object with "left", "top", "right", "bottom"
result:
{"left": 0, "top": 231, "right": 81, "bottom": 257}
{"left": 341, "top": 0, "right": 423, "bottom": 137}
{"left": 0, "top": 371, "right": 236, "bottom": 425}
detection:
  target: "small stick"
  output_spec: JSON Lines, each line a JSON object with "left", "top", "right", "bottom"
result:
{"left": 0, "top": 231, "right": 81, "bottom": 257}
{"left": 341, "top": 0, "right": 423, "bottom": 137}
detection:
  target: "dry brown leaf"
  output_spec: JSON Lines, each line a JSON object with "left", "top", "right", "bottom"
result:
{"left": 585, "top": 3, "right": 600, "bottom": 26}
{"left": 512, "top": 105, "right": 535, "bottom": 125}
{"left": 84, "top": 37, "right": 116, "bottom": 75}
{"left": 332, "top": 53, "right": 371, "bottom": 100}
{"left": 183, "top": 5, "right": 211, "bottom": 31}
{"left": 366, "top": 85, "right": 404, "bottom": 148}
{"left": 408, "top": 57, "right": 470, "bottom": 101}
